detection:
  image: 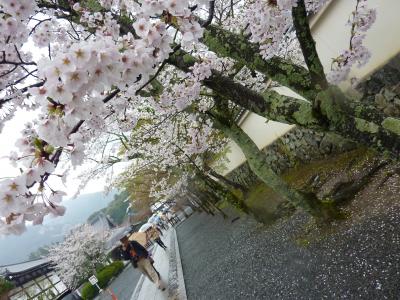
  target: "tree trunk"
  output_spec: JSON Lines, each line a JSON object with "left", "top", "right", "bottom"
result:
{"left": 0, "top": 293, "right": 10, "bottom": 300}
{"left": 207, "top": 169, "right": 249, "bottom": 194}
{"left": 201, "top": 24, "right": 316, "bottom": 99}
{"left": 211, "top": 112, "right": 335, "bottom": 220}
{"left": 169, "top": 50, "right": 400, "bottom": 158}
{"left": 198, "top": 173, "right": 248, "bottom": 212}
{"left": 188, "top": 190, "right": 215, "bottom": 215}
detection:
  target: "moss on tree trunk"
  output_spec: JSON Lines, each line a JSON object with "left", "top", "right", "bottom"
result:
{"left": 211, "top": 112, "right": 337, "bottom": 220}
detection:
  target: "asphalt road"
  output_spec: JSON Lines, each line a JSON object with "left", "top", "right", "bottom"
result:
{"left": 96, "top": 263, "right": 141, "bottom": 300}
{"left": 177, "top": 208, "right": 400, "bottom": 299}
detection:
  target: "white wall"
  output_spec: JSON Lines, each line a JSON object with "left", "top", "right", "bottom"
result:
{"left": 217, "top": 0, "right": 400, "bottom": 176}
{"left": 311, "top": 0, "right": 400, "bottom": 90}
{"left": 222, "top": 116, "right": 295, "bottom": 174}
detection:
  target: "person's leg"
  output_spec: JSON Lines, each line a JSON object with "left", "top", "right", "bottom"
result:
{"left": 155, "top": 238, "right": 167, "bottom": 250}
{"left": 136, "top": 259, "right": 154, "bottom": 283}
{"left": 159, "top": 239, "right": 167, "bottom": 249}
{"left": 154, "top": 266, "right": 160, "bottom": 279}
{"left": 140, "top": 258, "right": 166, "bottom": 290}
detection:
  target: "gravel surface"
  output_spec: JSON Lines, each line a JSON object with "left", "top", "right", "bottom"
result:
{"left": 177, "top": 201, "right": 400, "bottom": 300}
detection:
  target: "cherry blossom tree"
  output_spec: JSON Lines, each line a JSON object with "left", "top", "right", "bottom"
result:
{"left": 47, "top": 223, "right": 109, "bottom": 288}
{"left": 0, "top": 0, "right": 395, "bottom": 234}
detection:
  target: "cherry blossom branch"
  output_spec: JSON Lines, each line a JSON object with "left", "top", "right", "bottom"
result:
{"left": 0, "top": 65, "right": 18, "bottom": 78}
{"left": 0, "top": 81, "right": 44, "bottom": 108}
{"left": 135, "top": 45, "right": 181, "bottom": 96}
{"left": 0, "top": 59, "right": 37, "bottom": 67}
{"left": 13, "top": 45, "right": 37, "bottom": 66}
{"left": 29, "top": 18, "right": 52, "bottom": 35}
{"left": 29, "top": 89, "right": 121, "bottom": 188}
{"left": 6, "top": 69, "right": 38, "bottom": 87}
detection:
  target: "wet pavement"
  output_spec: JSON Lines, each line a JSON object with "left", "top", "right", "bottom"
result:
{"left": 177, "top": 207, "right": 400, "bottom": 299}
{"left": 96, "top": 263, "right": 141, "bottom": 300}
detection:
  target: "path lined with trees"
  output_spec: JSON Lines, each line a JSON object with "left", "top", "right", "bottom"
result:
{"left": 1, "top": 0, "right": 399, "bottom": 234}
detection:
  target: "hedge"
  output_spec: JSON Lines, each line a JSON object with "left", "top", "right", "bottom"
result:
{"left": 81, "top": 261, "right": 124, "bottom": 300}
{"left": 0, "top": 277, "right": 14, "bottom": 295}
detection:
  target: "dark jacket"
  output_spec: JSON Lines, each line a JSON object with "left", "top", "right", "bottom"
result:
{"left": 120, "top": 241, "right": 149, "bottom": 267}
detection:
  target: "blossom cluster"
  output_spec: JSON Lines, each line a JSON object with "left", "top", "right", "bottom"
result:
{"left": 149, "top": 173, "right": 190, "bottom": 201}
{"left": 0, "top": 120, "right": 70, "bottom": 235}
{"left": 48, "top": 224, "right": 109, "bottom": 288}
{"left": 0, "top": 0, "right": 381, "bottom": 236}
{"left": 0, "top": 0, "right": 33, "bottom": 123}
{"left": 327, "top": 0, "right": 377, "bottom": 84}
{"left": 0, "top": 0, "right": 215, "bottom": 235}
{"left": 243, "top": 0, "right": 329, "bottom": 62}
{"left": 244, "top": 0, "right": 294, "bottom": 61}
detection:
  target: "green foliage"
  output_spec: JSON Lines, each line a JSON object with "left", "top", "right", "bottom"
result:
{"left": 0, "top": 277, "right": 14, "bottom": 295}
{"left": 82, "top": 0, "right": 103, "bottom": 12}
{"left": 81, "top": 261, "right": 124, "bottom": 300}
{"left": 87, "top": 190, "right": 130, "bottom": 225}
{"left": 81, "top": 283, "right": 97, "bottom": 300}
{"left": 28, "top": 245, "right": 50, "bottom": 260}
{"left": 382, "top": 117, "right": 400, "bottom": 135}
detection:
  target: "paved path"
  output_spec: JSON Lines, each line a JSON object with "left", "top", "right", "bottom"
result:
{"left": 95, "top": 226, "right": 186, "bottom": 300}
{"left": 131, "top": 227, "right": 187, "bottom": 300}
{"left": 177, "top": 208, "right": 400, "bottom": 299}
{"left": 131, "top": 232, "right": 170, "bottom": 300}
{"left": 96, "top": 263, "right": 141, "bottom": 300}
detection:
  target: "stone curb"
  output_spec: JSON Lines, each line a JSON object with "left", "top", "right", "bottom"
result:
{"left": 172, "top": 227, "right": 187, "bottom": 300}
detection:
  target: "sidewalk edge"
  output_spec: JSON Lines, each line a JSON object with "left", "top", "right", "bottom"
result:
{"left": 130, "top": 274, "right": 144, "bottom": 300}
{"left": 173, "top": 228, "right": 187, "bottom": 300}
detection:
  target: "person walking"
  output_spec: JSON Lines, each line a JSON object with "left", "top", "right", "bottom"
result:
{"left": 147, "top": 225, "right": 168, "bottom": 250}
{"left": 154, "top": 226, "right": 168, "bottom": 250}
{"left": 160, "top": 213, "right": 169, "bottom": 229}
{"left": 118, "top": 235, "right": 166, "bottom": 291}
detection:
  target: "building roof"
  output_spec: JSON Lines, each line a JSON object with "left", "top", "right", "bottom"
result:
{"left": 89, "top": 211, "right": 116, "bottom": 231}
{"left": 0, "top": 258, "right": 54, "bottom": 287}
{"left": 0, "top": 258, "right": 49, "bottom": 275}
{"left": 105, "top": 226, "right": 131, "bottom": 250}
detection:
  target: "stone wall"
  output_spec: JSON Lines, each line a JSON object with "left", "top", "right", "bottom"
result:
{"left": 227, "top": 53, "right": 400, "bottom": 189}
{"left": 357, "top": 53, "right": 400, "bottom": 117}
{"left": 226, "top": 128, "right": 357, "bottom": 189}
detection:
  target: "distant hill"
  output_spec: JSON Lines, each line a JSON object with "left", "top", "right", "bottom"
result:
{"left": 87, "top": 190, "right": 130, "bottom": 226}
{"left": 0, "top": 191, "right": 116, "bottom": 266}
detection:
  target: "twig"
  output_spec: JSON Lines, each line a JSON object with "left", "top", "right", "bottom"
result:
{"left": 135, "top": 44, "right": 181, "bottom": 95}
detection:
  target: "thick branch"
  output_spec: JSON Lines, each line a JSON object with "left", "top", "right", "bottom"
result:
{"left": 291, "top": 0, "right": 328, "bottom": 91}
{"left": 168, "top": 49, "right": 322, "bottom": 128}
{"left": 169, "top": 49, "right": 400, "bottom": 157}
{"left": 201, "top": 1, "right": 216, "bottom": 27}
{"left": 209, "top": 109, "right": 332, "bottom": 218}
{"left": 202, "top": 24, "right": 316, "bottom": 99}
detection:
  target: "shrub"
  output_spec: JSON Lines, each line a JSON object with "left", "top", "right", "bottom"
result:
{"left": 0, "top": 277, "right": 14, "bottom": 295}
{"left": 81, "top": 261, "right": 125, "bottom": 300}
{"left": 81, "top": 283, "right": 97, "bottom": 300}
